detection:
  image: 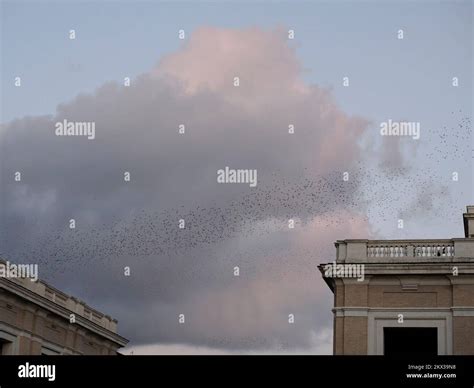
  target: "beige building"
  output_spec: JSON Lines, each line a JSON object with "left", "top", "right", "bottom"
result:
{"left": 0, "top": 262, "right": 128, "bottom": 355}
{"left": 319, "top": 206, "right": 474, "bottom": 355}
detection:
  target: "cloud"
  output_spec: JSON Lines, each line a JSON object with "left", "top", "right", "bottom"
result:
{"left": 0, "top": 26, "right": 372, "bottom": 352}
{"left": 123, "top": 328, "right": 333, "bottom": 355}
{"left": 154, "top": 27, "right": 305, "bottom": 97}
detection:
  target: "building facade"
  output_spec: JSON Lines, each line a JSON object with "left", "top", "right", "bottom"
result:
{"left": 319, "top": 206, "right": 474, "bottom": 355}
{"left": 0, "top": 266, "right": 128, "bottom": 355}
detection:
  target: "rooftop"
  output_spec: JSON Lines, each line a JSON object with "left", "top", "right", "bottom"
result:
{"left": 333, "top": 206, "right": 474, "bottom": 263}
{"left": 0, "top": 258, "right": 128, "bottom": 347}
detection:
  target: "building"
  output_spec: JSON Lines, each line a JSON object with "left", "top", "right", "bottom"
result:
{"left": 319, "top": 206, "right": 474, "bottom": 355}
{"left": 0, "top": 261, "right": 128, "bottom": 355}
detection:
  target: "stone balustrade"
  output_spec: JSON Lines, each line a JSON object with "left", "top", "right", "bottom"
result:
{"left": 335, "top": 238, "right": 474, "bottom": 262}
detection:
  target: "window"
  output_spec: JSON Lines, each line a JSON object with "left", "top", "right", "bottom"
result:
{"left": 0, "top": 338, "right": 13, "bottom": 355}
{"left": 384, "top": 327, "right": 438, "bottom": 356}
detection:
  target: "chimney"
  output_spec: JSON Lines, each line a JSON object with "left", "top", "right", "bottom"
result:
{"left": 463, "top": 206, "right": 474, "bottom": 237}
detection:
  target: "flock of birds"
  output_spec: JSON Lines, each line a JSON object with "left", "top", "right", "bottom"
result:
{"left": 1, "top": 114, "right": 471, "bottom": 280}
{"left": 432, "top": 112, "right": 472, "bottom": 162}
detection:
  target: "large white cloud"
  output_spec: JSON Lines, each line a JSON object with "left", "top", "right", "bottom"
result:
{"left": 1, "top": 27, "right": 374, "bottom": 352}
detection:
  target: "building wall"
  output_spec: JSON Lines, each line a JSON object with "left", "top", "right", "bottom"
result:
{"left": 453, "top": 317, "right": 474, "bottom": 354}
{"left": 342, "top": 317, "right": 368, "bottom": 355}
{"left": 0, "top": 288, "right": 121, "bottom": 355}
{"left": 452, "top": 283, "right": 474, "bottom": 354}
{"left": 334, "top": 316, "right": 344, "bottom": 354}
{"left": 333, "top": 277, "right": 474, "bottom": 355}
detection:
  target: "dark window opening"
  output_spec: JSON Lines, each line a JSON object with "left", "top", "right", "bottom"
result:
{"left": 384, "top": 327, "right": 438, "bottom": 356}
{"left": 0, "top": 338, "right": 12, "bottom": 355}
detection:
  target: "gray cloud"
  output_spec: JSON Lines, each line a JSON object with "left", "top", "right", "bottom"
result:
{"left": 1, "top": 26, "right": 464, "bottom": 352}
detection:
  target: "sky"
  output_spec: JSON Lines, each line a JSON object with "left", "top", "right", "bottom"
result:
{"left": 0, "top": 0, "right": 473, "bottom": 354}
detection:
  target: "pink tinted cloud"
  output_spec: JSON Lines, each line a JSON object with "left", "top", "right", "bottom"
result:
{"left": 160, "top": 211, "right": 371, "bottom": 349}
{"left": 154, "top": 26, "right": 304, "bottom": 96}
{"left": 152, "top": 26, "right": 368, "bottom": 173}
